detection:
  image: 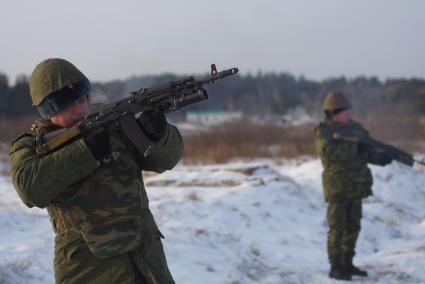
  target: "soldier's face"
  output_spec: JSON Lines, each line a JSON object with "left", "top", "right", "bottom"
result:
{"left": 50, "top": 96, "right": 89, "bottom": 128}
{"left": 332, "top": 109, "right": 351, "bottom": 124}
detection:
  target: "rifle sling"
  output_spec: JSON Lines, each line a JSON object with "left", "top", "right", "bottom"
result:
{"left": 119, "top": 114, "right": 154, "bottom": 157}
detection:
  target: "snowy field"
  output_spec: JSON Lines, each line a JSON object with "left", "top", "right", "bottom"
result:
{"left": 1, "top": 157, "right": 425, "bottom": 283}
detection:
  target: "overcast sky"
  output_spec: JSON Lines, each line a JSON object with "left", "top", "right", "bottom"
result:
{"left": 1, "top": 0, "right": 424, "bottom": 82}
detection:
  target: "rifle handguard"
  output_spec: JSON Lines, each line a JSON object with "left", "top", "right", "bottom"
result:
{"left": 170, "top": 88, "right": 208, "bottom": 111}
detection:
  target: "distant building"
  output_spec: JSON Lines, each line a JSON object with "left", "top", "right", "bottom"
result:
{"left": 186, "top": 110, "right": 243, "bottom": 126}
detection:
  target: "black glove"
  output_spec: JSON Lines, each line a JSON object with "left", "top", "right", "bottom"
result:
{"left": 367, "top": 150, "right": 393, "bottom": 166}
{"left": 358, "top": 140, "right": 368, "bottom": 154}
{"left": 85, "top": 128, "right": 111, "bottom": 161}
{"left": 138, "top": 111, "right": 167, "bottom": 142}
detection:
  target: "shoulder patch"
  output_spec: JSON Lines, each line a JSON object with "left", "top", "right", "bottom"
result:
{"left": 314, "top": 122, "right": 325, "bottom": 134}
{"left": 11, "top": 133, "right": 34, "bottom": 146}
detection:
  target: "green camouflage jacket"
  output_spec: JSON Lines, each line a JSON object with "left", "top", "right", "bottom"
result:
{"left": 314, "top": 119, "right": 373, "bottom": 202}
{"left": 9, "top": 118, "right": 184, "bottom": 259}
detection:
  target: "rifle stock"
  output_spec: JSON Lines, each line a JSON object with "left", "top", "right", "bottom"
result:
{"left": 36, "top": 126, "right": 82, "bottom": 156}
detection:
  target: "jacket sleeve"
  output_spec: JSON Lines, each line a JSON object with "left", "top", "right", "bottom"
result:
{"left": 139, "top": 123, "right": 184, "bottom": 173}
{"left": 314, "top": 126, "right": 358, "bottom": 162}
{"left": 9, "top": 136, "right": 99, "bottom": 208}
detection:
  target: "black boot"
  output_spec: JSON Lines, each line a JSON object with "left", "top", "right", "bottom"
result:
{"left": 329, "top": 263, "right": 352, "bottom": 281}
{"left": 344, "top": 256, "right": 368, "bottom": 277}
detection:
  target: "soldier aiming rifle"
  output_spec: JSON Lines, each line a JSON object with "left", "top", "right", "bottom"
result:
{"left": 9, "top": 58, "right": 238, "bottom": 284}
{"left": 313, "top": 91, "right": 420, "bottom": 281}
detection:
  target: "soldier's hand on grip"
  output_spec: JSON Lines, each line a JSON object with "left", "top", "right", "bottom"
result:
{"left": 85, "top": 128, "right": 112, "bottom": 162}
{"left": 138, "top": 111, "right": 167, "bottom": 142}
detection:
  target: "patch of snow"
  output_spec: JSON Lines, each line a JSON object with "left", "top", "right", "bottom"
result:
{"left": 1, "top": 158, "right": 425, "bottom": 283}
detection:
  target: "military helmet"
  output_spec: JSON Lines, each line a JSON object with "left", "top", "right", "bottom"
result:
{"left": 322, "top": 91, "right": 351, "bottom": 111}
{"left": 29, "top": 58, "right": 91, "bottom": 117}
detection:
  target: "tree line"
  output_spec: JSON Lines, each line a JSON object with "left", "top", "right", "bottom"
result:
{"left": 1, "top": 70, "right": 424, "bottom": 119}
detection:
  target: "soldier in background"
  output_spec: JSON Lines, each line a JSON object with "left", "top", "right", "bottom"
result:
{"left": 9, "top": 58, "right": 183, "bottom": 283}
{"left": 314, "top": 91, "right": 392, "bottom": 281}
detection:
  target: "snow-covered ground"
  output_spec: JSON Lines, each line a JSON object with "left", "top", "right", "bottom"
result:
{"left": 1, "top": 158, "right": 425, "bottom": 283}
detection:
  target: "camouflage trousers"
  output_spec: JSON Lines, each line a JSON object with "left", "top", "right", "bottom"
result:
{"left": 54, "top": 230, "right": 175, "bottom": 284}
{"left": 326, "top": 199, "right": 362, "bottom": 265}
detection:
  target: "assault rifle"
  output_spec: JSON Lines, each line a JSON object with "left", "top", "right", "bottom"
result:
{"left": 332, "top": 133, "right": 425, "bottom": 167}
{"left": 36, "top": 64, "right": 239, "bottom": 157}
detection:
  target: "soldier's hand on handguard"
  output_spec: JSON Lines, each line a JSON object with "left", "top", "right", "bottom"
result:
{"left": 364, "top": 147, "right": 394, "bottom": 166}
{"left": 85, "top": 128, "right": 112, "bottom": 162}
{"left": 137, "top": 111, "right": 167, "bottom": 142}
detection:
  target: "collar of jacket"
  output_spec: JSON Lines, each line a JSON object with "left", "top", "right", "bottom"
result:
{"left": 324, "top": 118, "right": 355, "bottom": 128}
{"left": 30, "top": 118, "right": 61, "bottom": 135}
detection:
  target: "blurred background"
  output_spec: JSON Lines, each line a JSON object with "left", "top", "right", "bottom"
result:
{"left": 1, "top": 0, "right": 425, "bottom": 163}
{"left": 2, "top": 1, "right": 425, "bottom": 283}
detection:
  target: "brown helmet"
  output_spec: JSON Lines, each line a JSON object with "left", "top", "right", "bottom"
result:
{"left": 322, "top": 91, "right": 351, "bottom": 111}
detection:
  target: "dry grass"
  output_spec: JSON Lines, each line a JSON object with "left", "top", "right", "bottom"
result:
{"left": 183, "top": 119, "right": 316, "bottom": 163}
{"left": 0, "top": 109, "right": 423, "bottom": 165}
